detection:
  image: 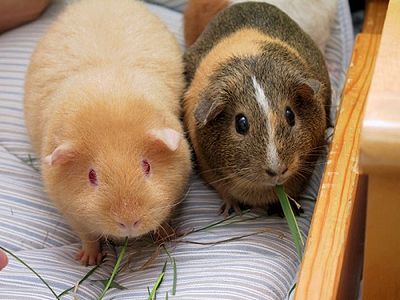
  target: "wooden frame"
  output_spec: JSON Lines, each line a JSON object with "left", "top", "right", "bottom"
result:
{"left": 295, "top": 0, "right": 391, "bottom": 299}
{"left": 360, "top": 0, "right": 400, "bottom": 298}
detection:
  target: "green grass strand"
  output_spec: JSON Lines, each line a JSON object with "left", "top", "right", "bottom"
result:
{"left": 172, "top": 258, "right": 177, "bottom": 295}
{"left": 148, "top": 272, "right": 165, "bottom": 300}
{"left": 58, "top": 263, "right": 101, "bottom": 297}
{"left": 98, "top": 237, "right": 129, "bottom": 300}
{"left": 275, "top": 185, "right": 304, "bottom": 258}
{"left": 0, "top": 246, "right": 60, "bottom": 299}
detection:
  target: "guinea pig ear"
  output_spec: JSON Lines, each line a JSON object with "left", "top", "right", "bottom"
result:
{"left": 148, "top": 128, "right": 181, "bottom": 152}
{"left": 43, "top": 143, "right": 77, "bottom": 166}
{"left": 297, "top": 79, "right": 321, "bottom": 100}
{"left": 194, "top": 96, "right": 225, "bottom": 128}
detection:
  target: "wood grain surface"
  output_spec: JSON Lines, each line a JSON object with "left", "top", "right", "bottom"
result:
{"left": 295, "top": 31, "right": 382, "bottom": 300}
{"left": 360, "top": 0, "right": 400, "bottom": 298}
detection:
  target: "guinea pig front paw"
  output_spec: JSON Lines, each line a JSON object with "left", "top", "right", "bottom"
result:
{"left": 75, "top": 241, "right": 102, "bottom": 266}
{"left": 219, "top": 201, "right": 242, "bottom": 218}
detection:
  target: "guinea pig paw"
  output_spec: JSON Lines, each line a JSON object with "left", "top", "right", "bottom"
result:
{"left": 220, "top": 202, "right": 242, "bottom": 218}
{"left": 75, "top": 247, "right": 102, "bottom": 266}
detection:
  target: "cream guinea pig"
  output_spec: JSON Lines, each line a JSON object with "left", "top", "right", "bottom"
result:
{"left": 183, "top": 2, "right": 331, "bottom": 215}
{"left": 24, "top": 0, "right": 191, "bottom": 265}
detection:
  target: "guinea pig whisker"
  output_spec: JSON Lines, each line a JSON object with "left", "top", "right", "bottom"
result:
{"left": 182, "top": 128, "right": 199, "bottom": 135}
{"left": 178, "top": 185, "right": 192, "bottom": 203}
{"left": 152, "top": 199, "right": 185, "bottom": 213}
{"left": 303, "top": 148, "right": 327, "bottom": 155}
{"left": 198, "top": 166, "right": 235, "bottom": 175}
{"left": 207, "top": 173, "right": 238, "bottom": 186}
{"left": 298, "top": 161, "right": 326, "bottom": 166}
{"left": 307, "top": 143, "right": 328, "bottom": 149}
{"left": 298, "top": 152, "right": 326, "bottom": 159}
{"left": 151, "top": 188, "right": 192, "bottom": 214}
{"left": 293, "top": 170, "right": 312, "bottom": 181}
{"left": 297, "top": 164, "right": 316, "bottom": 172}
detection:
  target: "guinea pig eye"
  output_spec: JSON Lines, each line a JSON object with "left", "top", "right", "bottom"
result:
{"left": 88, "top": 169, "right": 98, "bottom": 186}
{"left": 285, "top": 107, "right": 295, "bottom": 127}
{"left": 141, "top": 159, "right": 151, "bottom": 176}
{"left": 235, "top": 114, "right": 249, "bottom": 135}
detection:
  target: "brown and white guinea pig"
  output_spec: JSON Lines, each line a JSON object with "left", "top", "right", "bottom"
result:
{"left": 184, "top": 0, "right": 338, "bottom": 51}
{"left": 24, "top": 0, "right": 191, "bottom": 265}
{"left": 183, "top": 2, "right": 331, "bottom": 215}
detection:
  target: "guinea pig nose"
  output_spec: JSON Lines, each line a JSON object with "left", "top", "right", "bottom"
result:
{"left": 117, "top": 219, "right": 141, "bottom": 230}
{"left": 132, "top": 219, "right": 141, "bottom": 227}
{"left": 266, "top": 168, "right": 277, "bottom": 177}
{"left": 117, "top": 222, "right": 126, "bottom": 229}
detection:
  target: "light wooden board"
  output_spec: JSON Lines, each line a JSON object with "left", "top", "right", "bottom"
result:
{"left": 295, "top": 32, "right": 381, "bottom": 299}
{"left": 362, "top": 175, "right": 400, "bottom": 299}
{"left": 364, "top": 0, "right": 388, "bottom": 34}
{"left": 361, "top": 0, "right": 400, "bottom": 173}
{"left": 360, "top": 0, "right": 400, "bottom": 298}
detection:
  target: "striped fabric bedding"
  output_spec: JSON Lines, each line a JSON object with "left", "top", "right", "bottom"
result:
{"left": 0, "top": 1, "right": 353, "bottom": 299}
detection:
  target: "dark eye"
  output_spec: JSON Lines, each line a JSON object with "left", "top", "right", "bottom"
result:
{"left": 285, "top": 107, "right": 295, "bottom": 127}
{"left": 141, "top": 159, "right": 151, "bottom": 176}
{"left": 88, "top": 168, "right": 98, "bottom": 186}
{"left": 235, "top": 114, "right": 249, "bottom": 135}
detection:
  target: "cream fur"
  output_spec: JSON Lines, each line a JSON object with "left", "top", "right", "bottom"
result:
{"left": 24, "top": 0, "right": 191, "bottom": 265}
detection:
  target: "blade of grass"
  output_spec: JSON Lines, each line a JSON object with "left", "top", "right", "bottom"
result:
{"left": 172, "top": 258, "right": 177, "bottom": 295}
{"left": 147, "top": 260, "right": 167, "bottom": 300}
{"left": 147, "top": 272, "right": 165, "bottom": 300}
{"left": 92, "top": 279, "right": 127, "bottom": 290}
{"left": 140, "top": 245, "right": 161, "bottom": 271}
{"left": 177, "top": 229, "right": 272, "bottom": 246}
{"left": 98, "top": 237, "right": 129, "bottom": 300}
{"left": 58, "top": 263, "right": 101, "bottom": 297}
{"left": 162, "top": 245, "right": 172, "bottom": 262}
{"left": 161, "top": 260, "right": 167, "bottom": 273}
{"left": 189, "top": 209, "right": 250, "bottom": 234}
{"left": 162, "top": 246, "right": 177, "bottom": 295}
{"left": 0, "top": 246, "right": 60, "bottom": 299}
{"left": 165, "top": 291, "right": 169, "bottom": 300}
{"left": 275, "top": 185, "right": 304, "bottom": 259}
{"left": 212, "top": 215, "right": 262, "bottom": 228}
{"left": 287, "top": 282, "right": 297, "bottom": 299}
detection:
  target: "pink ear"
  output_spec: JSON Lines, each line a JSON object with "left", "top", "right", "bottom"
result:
{"left": 148, "top": 128, "right": 181, "bottom": 151}
{"left": 44, "top": 143, "right": 76, "bottom": 166}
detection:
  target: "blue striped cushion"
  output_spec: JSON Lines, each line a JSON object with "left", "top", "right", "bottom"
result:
{"left": 0, "top": 1, "right": 353, "bottom": 299}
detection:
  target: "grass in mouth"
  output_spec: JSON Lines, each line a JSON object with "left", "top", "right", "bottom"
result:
{"left": 275, "top": 184, "right": 304, "bottom": 259}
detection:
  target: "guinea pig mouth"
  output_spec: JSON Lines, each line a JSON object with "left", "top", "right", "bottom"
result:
{"left": 264, "top": 177, "right": 290, "bottom": 187}
{"left": 263, "top": 180, "right": 280, "bottom": 187}
{"left": 276, "top": 178, "right": 287, "bottom": 185}
{"left": 236, "top": 173, "right": 277, "bottom": 187}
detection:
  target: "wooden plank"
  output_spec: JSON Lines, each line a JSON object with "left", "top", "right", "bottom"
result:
{"left": 360, "top": 0, "right": 400, "bottom": 173}
{"left": 364, "top": 0, "right": 388, "bottom": 34}
{"left": 295, "top": 32, "right": 381, "bottom": 299}
{"left": 360, "top": 0, "right": 400, "bottom": 298}
{"left": 336, "top": 175, "right": 368, "bottom": 300}
{"left": 362, "top": 175, "right": 400, "bottom": 299}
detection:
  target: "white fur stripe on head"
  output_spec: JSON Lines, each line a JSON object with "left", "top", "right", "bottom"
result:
{"left": 252, "top": 76, "right": 279, "bottom": 170}
{"left": 252, "top": 76, "right": 268, "bottom": 112}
